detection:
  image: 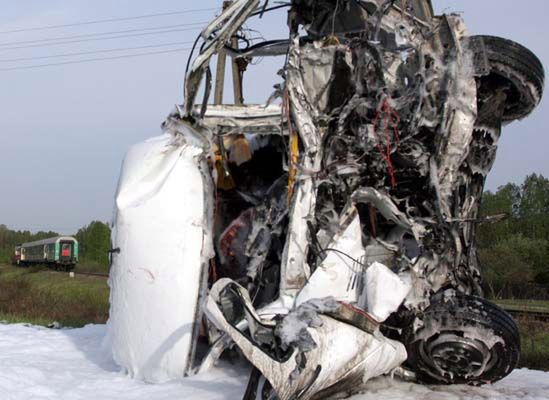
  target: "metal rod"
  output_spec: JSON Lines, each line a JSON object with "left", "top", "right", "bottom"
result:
{"left": 213, "top": 1, "right": 233, "bottom": 105}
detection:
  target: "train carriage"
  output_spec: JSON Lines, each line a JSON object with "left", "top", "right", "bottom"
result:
{"left": 17, "top": 236, "right": 79, "bottom": 271}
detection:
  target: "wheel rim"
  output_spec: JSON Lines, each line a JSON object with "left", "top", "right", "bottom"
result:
{"left": 418, "top": 332, "right": 494, "bottom": 381}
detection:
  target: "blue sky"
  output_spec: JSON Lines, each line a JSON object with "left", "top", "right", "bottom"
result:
{"left": 0, "top": 0, "right": 547, "bottom": 233}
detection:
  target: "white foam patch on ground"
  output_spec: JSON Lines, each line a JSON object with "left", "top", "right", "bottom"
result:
{"left": 0, "top": 323, "right": 548, "bottom": 400}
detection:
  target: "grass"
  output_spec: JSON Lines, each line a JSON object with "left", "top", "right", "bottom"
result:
{"left": 75, "top": 258, "right": 109, "bottom": 275}
{"left": 0, "top": 264, "right": 109, "bottom": 327}
{"left": 495, "top": 299, "right": 549, "bottom": 370}
{"left": 516, "top": 316, "right": 549, "bottom": 371}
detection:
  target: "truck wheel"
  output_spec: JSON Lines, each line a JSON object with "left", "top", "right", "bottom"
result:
{"left": 403, "top": 292, "right": 520, "bottom": 385}
{"left": 467, "top": 35, "right": 544, "bottom": 122}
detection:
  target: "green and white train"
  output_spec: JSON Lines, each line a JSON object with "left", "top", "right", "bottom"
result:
{"left": 14, "top": 236, "right": 79, "bottom": 270}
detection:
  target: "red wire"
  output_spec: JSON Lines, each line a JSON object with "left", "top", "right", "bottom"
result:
{"left": 373, "top": 99, "right": 401, "bottom": 187}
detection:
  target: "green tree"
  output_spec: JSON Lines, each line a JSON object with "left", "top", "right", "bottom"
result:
{"left": 479, "top": 233, "right": 546, "bottom": 297}
{"left": 0, "top": 225, "right": 59, "bottom": 264}
{"left": 477, "top": 183, "right": 521, "bottom": 249}
{"left": 479, "top": 244, "right": 533, "bottom": 299}
{"left": 478, "top": 174, "right": 549, "bottom": 293}
{"left": 75, "top": 221, "right": 111, "bottom": 268}
{"left": 518, "top": 174, "right": 549, "bottom": 241}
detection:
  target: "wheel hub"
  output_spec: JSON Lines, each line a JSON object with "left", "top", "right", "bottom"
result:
{"left": 421, "top": 333, "right": 492, "bottom": 380}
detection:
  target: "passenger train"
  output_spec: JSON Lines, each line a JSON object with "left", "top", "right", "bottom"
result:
{"left": 14, "top": 236, "right": 79, "bottom": 271}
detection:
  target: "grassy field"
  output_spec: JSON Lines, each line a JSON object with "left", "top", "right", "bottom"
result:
{"left": 0, "top": 264, "right": 109, "bottom": 327}
{"left": 74, "top": 259, "right": 109, "bottom": 275}
{"left": 493, "top": 299, "right": 549, "bottom": 370}
{"left": 517, "top": 316, "right": 549, "bottom": 371}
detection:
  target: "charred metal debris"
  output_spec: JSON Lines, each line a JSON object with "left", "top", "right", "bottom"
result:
{"left": 170, "top": 0, "right": 545, "bottom": 397}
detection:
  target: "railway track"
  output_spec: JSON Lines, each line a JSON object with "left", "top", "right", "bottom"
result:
{"left": 73, "top": 271, "right": 109, "bottom": 278}
{"left": 1, "top": 264, "right": 109, "bottom": 278}
{"left": 497, "top": 304, "right": 549, "bottom": 323}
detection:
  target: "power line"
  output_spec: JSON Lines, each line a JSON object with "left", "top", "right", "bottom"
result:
{"left": 0, "top": 41, "right": 194, "bottom": 63}
{"left": 0, "top": 47, "right": 192, "bottom": 71}
{"left": 0, "top": 27, "right": 202, "bottom": 52}
{"left": 0, "top": 22, "right": 207, "bottom": 47}
{"left": 0, "top": 7, "right": 219, "bottom": 35}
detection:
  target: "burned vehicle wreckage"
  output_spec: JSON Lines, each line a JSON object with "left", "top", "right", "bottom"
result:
{"left": 108, "top": 0, "right": 545, "bottom": 398}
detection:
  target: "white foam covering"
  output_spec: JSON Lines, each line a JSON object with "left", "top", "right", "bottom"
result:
{"left": 108, "top": 132, "right": 210, "bottom": 383}
{"left": 1, "top": 323, "right": 548, "bottom": 400}
{"left": 296, "top": 212, "right": 365, "bottom": 306}
{"left": 364, "top": 262, "right": 411, "bottom": 322}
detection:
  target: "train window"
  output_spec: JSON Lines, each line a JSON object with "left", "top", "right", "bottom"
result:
{"left": 61, "top": 244, "right": 71, "bottom": 257}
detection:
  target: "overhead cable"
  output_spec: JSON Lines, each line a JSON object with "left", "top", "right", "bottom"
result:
{"left": 0, "top": 27, "right": 201, "bottom": 52}
{"left": 0, "top": 41, "right": 193, "bottom": 63}
{"left": 0, "top": 47, "right": 191, "bottom": 71}
{"left": 0, "top": 22, "right": 207, "bottom": 47}
{"left": 0, "top": 7, "right": 218, "bottom": 35}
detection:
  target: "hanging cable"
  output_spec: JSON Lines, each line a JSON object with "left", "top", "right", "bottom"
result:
{"left": 184, "top": 33, "right": 203, "bottom": 82}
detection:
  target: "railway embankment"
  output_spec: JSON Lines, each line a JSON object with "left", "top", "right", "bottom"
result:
{"left": 0, "top": 264, "right": 108, "bottom": 327}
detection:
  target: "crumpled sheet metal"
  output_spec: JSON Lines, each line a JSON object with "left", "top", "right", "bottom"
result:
{"left": 432, "top": 16, "right": 478, "bottom": 220}
{"left": 351, "top": 187, "right": 426, "bottom": 242}
{"left": 191, "top": 104, "right": 283, "bottom": 135}
{"left": 279, "top": 38, "right": 328, "bottom": 296}
{"left": 296, "top": 210, "right": 365, "bottom": 307}
{"left": 205, "top": 279, "right": 407, "bottom": 400}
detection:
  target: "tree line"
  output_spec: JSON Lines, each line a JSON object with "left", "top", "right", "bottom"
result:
{"left": 0, "top": 221, "right": 111, "bottom": 271}
{"left": 478, "top": 174, "right": 549, "bottom": 299}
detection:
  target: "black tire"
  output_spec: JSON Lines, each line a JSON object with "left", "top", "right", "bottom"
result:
{"left": 403, "top": 292, "right": 520, "bottom": 385}
{"left": 467, "top": 35, "right": 544, "bottom": 122}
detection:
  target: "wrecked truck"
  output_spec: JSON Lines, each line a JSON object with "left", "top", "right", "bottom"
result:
{"left": 107, "top": 0, "right": 545, "bottom": 398}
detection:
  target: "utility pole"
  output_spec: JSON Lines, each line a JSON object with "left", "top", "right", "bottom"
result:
{"left": 231, "top": 35, "right": 244, "bottom": 105}
{"left": 214, "top": 48, "right": 228, "bottom": 105}
{"left": 213, "top": 0, "right": 244, "bottom": 105}
{"left": 213, "top": 2, "right": 230, "bottom": 105}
